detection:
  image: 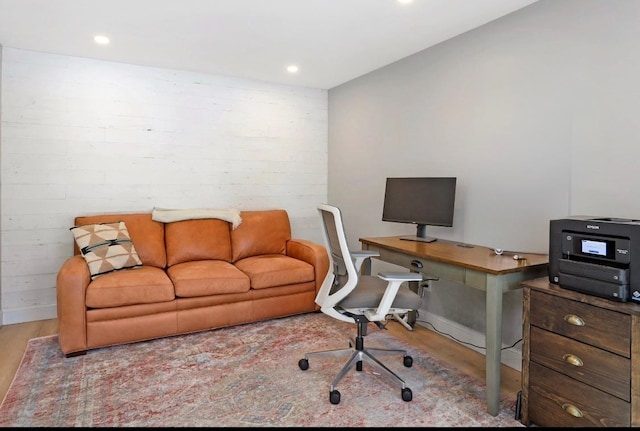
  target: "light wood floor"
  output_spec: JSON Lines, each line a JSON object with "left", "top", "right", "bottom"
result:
{"left": 0, "top": 318, "right": 521, "bottom": 406}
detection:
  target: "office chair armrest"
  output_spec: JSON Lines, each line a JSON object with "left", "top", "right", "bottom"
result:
{"left": 363, "top": 272, "right": 423, "bottom": 322}
{"left": 364, "top": 277, "right": 406, "bottom": 322}
{"left": 377, "top": 272, "right": 423, "bottom": 282}
{"left": 351, "top": 250, "right": 380, "bottom": 272}
{"left": 380, "top": 272, "right": 437, "bottom": 298}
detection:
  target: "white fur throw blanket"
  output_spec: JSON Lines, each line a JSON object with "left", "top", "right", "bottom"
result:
{"left": 151, "top": 207, "right": 242, "bottom": 229}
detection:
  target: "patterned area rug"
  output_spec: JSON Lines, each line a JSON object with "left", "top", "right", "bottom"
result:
{"left": 0, "top": 313, "right": 522, "bottom": 427}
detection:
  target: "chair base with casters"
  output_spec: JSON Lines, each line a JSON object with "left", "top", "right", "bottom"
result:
{"left": 298, "top": 314, "right": 414, "bottom": 405}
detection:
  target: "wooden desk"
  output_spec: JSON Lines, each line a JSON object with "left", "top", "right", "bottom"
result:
{"left": 359, "top": 236, "right": 549, "bottom": 417}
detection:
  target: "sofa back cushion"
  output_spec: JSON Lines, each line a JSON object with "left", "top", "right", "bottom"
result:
{"left": 231, "top": 210, "right": 291, "bottom": 262}
{"left": 165, "top": 219, "right": 232, "bottom": 266}
{"left": 74, "top": 213, "right": 166, "bottom": 268}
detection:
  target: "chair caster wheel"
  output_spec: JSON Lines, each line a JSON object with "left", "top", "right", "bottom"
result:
{"left": 402, "top": 387, "right": 413, "bottom": 402}
{"left": 330, "top": 390, "right": 341, "bottom": 405}
{"left": 298, "top": 358, "right": 309, "bottom": 370}
{"left": 403, "top": 355, "right": 413, "bottom": 367}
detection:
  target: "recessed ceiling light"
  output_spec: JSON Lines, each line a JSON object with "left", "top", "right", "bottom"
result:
{"left": 94, "top": 35, "right": 110, "bottom": 45}
{"left": 286, "top": 65, "right": 299, "bottom": 74}
{"left": 397, "top": 0, "right": 413, "bottom": 4}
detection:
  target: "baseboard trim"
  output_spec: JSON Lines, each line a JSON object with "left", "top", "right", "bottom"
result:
{"left": 415, "top": 311, "right": 522, "bottom": 371}
{"left": 1, "top": 305, "right": 57, "bottom": 325}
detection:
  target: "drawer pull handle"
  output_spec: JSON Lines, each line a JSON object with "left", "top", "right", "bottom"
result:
{"left": 562, "top": 403, "right": 584, "bottom": 418}
{"left": 564, "top": 314, "right": 585, "bottom": 326}
{"left": 562, "top": 353, "right": 584, "bottom": 367}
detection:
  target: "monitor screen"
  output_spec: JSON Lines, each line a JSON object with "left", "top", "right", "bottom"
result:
{"left": 382, "top": 177, "right": 457, "bottom": 243}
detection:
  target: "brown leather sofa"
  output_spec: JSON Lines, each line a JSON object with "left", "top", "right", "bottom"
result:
{"left": 56, "top": 209, "right": 329, "bottom": 357}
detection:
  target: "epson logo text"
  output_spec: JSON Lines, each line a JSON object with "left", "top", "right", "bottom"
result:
{"left": 586, "top": 225, "right": 600, "bottom": 230}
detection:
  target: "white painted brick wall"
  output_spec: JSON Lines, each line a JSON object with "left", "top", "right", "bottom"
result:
{"left": 0, "top": 45, "right": 3, "bottom": 326}
{"left": 0, "top": 47, "right": 328, "bottom": 324}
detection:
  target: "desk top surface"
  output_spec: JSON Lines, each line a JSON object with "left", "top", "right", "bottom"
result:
{"left": 360, "top": 236, "right": 549, "bottom": 275}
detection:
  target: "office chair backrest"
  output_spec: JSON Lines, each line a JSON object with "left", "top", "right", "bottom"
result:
{"left": 315, "top": 204, "right": 360, "bottom": 323}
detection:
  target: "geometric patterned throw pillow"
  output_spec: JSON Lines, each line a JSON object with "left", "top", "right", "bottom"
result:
{"left": 70, "top": 221, "right": 143, "bottom": 279}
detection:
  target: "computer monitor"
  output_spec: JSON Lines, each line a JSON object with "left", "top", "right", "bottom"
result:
{"left": 382, "top": 177, "right": 457, "bottom": 243}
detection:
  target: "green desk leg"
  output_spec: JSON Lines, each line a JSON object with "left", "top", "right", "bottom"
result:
{"left": 485, "top": 274, "right": 504, "bottom": 417}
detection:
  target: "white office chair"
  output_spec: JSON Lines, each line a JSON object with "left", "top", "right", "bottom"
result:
{"left": 298, "top": 204, "right": 425, "bottom": 404}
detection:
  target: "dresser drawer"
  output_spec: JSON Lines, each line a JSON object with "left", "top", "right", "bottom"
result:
{"left": 530, "top": 326, "right": 630, "bottom": 401}
{"left": 529, "top": 290, "right": 631, "bottom": 357}
{"left": 528, "top": 362, "right": 630, "bottom": 427}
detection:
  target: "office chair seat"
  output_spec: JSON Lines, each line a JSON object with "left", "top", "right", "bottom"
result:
{"left": 299, "top": 204, "right": 425, "bottom": 405}
{"left": 338, "top": 275, "right": 423, "bottom": 310}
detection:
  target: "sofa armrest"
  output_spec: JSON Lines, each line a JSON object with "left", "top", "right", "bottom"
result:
{"left": 56, "top": 255, "right": 91, "bottom": 356}
{"left": 286, "top": 238, "right": 330, "bottom": 299}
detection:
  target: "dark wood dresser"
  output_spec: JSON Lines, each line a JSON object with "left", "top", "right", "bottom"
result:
{"left": 521, "top": 277, "right": 640, "bottom": 427}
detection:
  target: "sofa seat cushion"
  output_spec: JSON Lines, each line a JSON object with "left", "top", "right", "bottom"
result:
{"left": 168, "top": 260, "right": 250, "bottom": 297}
{"left": 234, "top": 254, "right": 315, "bottom": 289}
{"left": 86, "top": 266, "right": 174, "bottom": 309}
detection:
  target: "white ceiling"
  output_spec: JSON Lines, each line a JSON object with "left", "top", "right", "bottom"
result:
{"left": 0, "top": 0, "right": 539, "bottom": 90}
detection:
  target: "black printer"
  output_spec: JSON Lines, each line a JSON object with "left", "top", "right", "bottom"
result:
{"left": 549, "top": 216, "right": 640, "bottom": 303}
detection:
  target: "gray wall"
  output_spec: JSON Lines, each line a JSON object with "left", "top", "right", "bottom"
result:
{"left": 328, "top": 0, "right": 640, "bottom": 369}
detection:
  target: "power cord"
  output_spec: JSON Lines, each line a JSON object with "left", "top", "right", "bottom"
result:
{"left": 415, "top": 318, "right": 522, "bottom": 351}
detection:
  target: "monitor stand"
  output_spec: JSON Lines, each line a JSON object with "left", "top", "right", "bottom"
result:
{"left": 400, "top": 235, "right": 437, "bottom": 243}
{"left": 399, "top": 224, "right": 437, "bottom": 243}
